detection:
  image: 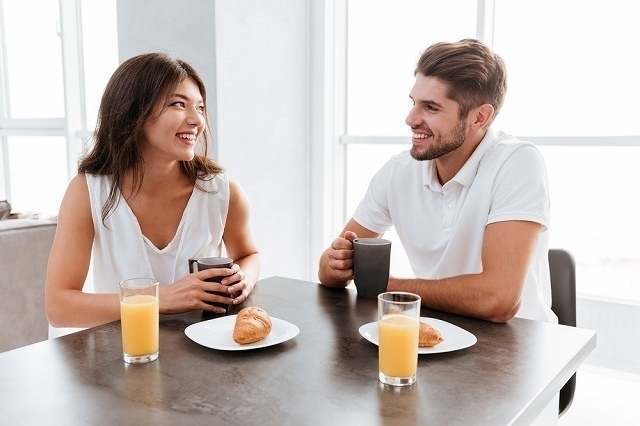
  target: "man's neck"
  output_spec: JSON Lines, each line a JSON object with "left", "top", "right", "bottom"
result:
{"left": 435, "top": 129, "right": 488, "bottom": 185}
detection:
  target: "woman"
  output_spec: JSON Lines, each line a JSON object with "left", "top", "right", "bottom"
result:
{"left": 45, "top": 53, "right": 259, "bottom": 328}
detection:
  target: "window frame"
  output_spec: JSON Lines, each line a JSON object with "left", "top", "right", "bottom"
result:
{"left": 0, "top": 0, "right": 91, "bottom": 204}
{"left": 323, "top": 0, "right": 640, "bottom": 300}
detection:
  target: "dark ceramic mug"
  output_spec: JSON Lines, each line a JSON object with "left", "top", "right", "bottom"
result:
{"left": 352, "top": 238, "right": 392, "bottom": 299}
{"left": 188, "top": 257, "right": 235, "bottom": 314}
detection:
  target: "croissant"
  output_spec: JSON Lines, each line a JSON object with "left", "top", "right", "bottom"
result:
{"left": 233, "top": 307, "right": 272, "bottom": 344}
{"left": 419, "top": 320, "right": 444, "bottom": 347}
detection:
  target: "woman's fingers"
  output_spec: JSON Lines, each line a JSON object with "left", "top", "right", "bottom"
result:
{"left": 201, "top": 282, "right": 230, "bottom": 294}
{"left": 199, "top": 301, "right": 227, "bottom": 314}
{"left": 200, "top": 289, "right": 233, "bottom": 306}
{"left": 221, "top": 271, "right": 246, "bottom": 286}
{"left": 228, "top": 281, "right": 246, "bottom": 295}
{"left": 232, "top": 287, "right": 250, "bottom": 305}
{"left": 195, "top": 267, "right": 235, "bottom": 281}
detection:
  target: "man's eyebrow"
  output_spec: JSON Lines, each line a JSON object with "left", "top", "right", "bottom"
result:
{"left": 420, "top": 99, "right": 444, "bottom": 109}
{"left": 169, "top": 93, "right": 204, "bottom": 104}
{"left": 408, "top": 95, "right": 444, "bottom": 109}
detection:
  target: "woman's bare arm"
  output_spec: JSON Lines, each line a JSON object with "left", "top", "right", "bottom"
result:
{"left": 45, "top": 174, "right": 121, "bottom": 328}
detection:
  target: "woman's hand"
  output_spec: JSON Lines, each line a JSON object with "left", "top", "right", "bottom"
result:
{"left": 159, "top": 267, "right": 236, "bottom": 314}
{"left": 221, "top": 263, "right": 254, "bottom": 305}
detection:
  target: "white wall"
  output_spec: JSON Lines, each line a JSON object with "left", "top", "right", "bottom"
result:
{"left": 214, "top": 0, "right": 311, "bottom": 280}
{"left": 116, "top": 0, "right": 218, "bottom": 155}
{"left": 116, "top": 0, "right": 313, "bottom": 281}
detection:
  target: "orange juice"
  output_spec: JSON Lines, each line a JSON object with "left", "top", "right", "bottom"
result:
{"left": 378, "top": 314, "right": 419, "bottom": 377}
{"left": 120, "top": 294, "right": 159, "bottom": 356}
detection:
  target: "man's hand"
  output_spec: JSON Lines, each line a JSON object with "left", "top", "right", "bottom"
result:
{"left": 319, "top": 219, "right": 381, "bottom": 287}
{"left": 323, "top": 231, "right": 358, "bottom": 284}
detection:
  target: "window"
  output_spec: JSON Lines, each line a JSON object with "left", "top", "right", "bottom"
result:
{"left": 347, "top": 0, "right": 477, "bottom": 135}
{"left": 338, "top": 0, "right": 640, "bottom": 302}
{"left": 2, "top": 0, "right": 65, "bottom": 119}
{"left": 0, "top": 0, "right": 118, "bottom": 217}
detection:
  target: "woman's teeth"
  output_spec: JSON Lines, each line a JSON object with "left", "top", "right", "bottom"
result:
{"left": 177, "top": 133, "right": 196, "bottom": 141}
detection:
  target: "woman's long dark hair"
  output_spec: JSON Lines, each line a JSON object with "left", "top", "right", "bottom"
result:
{"left": 78, "top": 53, "right": 222, "bottom": 225}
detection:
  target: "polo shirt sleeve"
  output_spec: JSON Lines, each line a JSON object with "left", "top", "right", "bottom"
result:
{"left": 352, "top": 159, "right": 394, "bottom": 233}
{"left": 487, "top": 145, "right": 550, "bottom": 230}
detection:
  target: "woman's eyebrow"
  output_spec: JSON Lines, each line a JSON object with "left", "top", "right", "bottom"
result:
{"left": 169, "top": 93, "right": 204, "bottom": 104}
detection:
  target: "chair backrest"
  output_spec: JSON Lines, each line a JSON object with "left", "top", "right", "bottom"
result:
{"left": 549, "top": 249, "right": 577, "bottom": 327}
{"left": 0, "top": 220, "right": 56, "bottom": 352}
{"left": 548, "top": 248, "right": 577, "bottom": 416}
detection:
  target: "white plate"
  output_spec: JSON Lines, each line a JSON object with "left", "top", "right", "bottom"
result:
{"left": 185, "top": 315, "right": 300, "bottom": 351}
{"left": 358, "top": 317, "right": 477, "bottom": 354}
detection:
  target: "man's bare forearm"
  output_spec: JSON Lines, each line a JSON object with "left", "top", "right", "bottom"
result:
{"left": 387, "top": 273, "right": 520, "bottom": 323}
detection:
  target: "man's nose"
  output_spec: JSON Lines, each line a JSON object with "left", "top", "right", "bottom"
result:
{"left": 405, "top": 107, "right": 421, "bottom": 128}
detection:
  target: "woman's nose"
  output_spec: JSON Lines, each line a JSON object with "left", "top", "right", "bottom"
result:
{"left": 186, "top": 108, "right": 204, "bottom": 127}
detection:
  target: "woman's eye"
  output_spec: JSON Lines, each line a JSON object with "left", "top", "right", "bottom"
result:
{"left": 197, "top": 106, "right": 205, "bottom": 114}
{"left": 170, "top": 101, "right": 186, "bottom": 108}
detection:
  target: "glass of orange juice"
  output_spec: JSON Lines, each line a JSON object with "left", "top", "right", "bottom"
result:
{"left": 378, "top": 292, "right": 421, "bottom": 386}
{"left": 119, "top": 278, "right": 159, "bottom": 364}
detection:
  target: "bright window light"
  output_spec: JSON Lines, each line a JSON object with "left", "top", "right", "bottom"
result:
{"left": 8, "top": 136, "right": 67, "bottom": 217}
{"left": 347, "top": 0, "right": 477, "bottom": 136}
{"left": 3, "top": 0, "right": 65, "bottom": 118}
{"left": 493, "top": 0, "right": 640, "bottom": 136}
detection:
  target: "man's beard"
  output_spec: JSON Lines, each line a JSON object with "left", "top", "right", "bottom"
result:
{"left": 410, "top": 120, "right": 466, "bottom": 161}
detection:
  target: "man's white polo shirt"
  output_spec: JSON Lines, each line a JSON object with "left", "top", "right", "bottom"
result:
{"left": 353, "top": 128, "right": 557, "bottom": 322}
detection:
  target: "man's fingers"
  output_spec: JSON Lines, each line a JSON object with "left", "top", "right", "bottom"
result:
{"left": 196, "top": 267, "right": 235, "bottom": 281}
{"left": 329, "top": 249, "right": 353, "bottom": 260}
{"left": 331, "top": 238, "right": 353, "bottom": 250}
{"left": 343, "top": 231, "right": 358, "bottom": 241}
{"left": 332, "top": 269, "right": 353, "bottom": 282}
{"left": 329, "top": 258, "right": 352, "bottom": 270}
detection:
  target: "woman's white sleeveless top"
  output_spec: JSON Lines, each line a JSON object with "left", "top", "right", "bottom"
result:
{"left": 85, "top": 172, "right": 229, "bottom": 292}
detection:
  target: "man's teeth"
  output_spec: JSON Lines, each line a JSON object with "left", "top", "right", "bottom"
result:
{"left": 177, "top": 133, "right": 196, "bottom": 141}
{"left": 412, "top": 133, "right": 432, "bottom": 139}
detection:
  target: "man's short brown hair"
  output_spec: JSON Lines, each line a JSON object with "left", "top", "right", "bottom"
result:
{"left": 415, "top": 39, "right": 507, "bottom": 121}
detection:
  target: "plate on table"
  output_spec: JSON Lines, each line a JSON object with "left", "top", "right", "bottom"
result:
{"left": 185, "top": 315, "right": 300, "bottom": 351}
{"left": 358, "top": 317, "right": 477, "bottom": 354}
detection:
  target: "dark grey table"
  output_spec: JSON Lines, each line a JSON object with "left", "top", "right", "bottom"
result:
{"left": 0, "top": 276, "right": 595, "bottom": 425}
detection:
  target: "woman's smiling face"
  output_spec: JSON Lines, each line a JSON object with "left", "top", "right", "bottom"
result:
{"left": 141, "top": 77, "right": 206, "bottom": 162}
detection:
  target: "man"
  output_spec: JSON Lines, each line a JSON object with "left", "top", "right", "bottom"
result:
{"left": 319, "top": 39, "right": 556, "bottom": 323}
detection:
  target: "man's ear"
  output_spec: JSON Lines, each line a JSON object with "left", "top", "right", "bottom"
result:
{"left": 470, "top": 103, "right": 495, "bottom": 129}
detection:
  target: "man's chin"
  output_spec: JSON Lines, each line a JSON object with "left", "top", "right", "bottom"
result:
{"left": 410, "top": 146, "right": 437, "bottom": 161}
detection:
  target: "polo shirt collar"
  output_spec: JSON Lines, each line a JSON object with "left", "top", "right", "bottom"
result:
{"left": 422, "top": 127, "right": 498, "bottom": 190}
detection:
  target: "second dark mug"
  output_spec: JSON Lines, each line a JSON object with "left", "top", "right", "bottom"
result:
{"left": 188, "top": 257, "right": 234, "bottom": 313}
{"left": 188, "top": 256, "right": 234, "bottom": 282}
{"left": 352, "top": 238, "right": 392, "bottom": 299}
